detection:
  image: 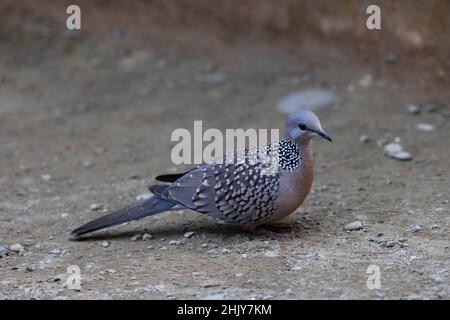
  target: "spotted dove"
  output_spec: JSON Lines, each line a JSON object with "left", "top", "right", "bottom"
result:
{"left": 72, "top": 110, "right": 332, "bottom": 237}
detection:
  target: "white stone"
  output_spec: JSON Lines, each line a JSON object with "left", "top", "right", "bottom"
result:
{"left": 384, "top": 143, "right": 412, "bottom": 161}
{"left": 9, "top": 243, "right": 24, "bottom": 252}
{"left": 183, "top": 231, "right": 195, "bottom": 238}
{"left": 264, "top": 250, "right": 280, "bottom": 258}
{"left": 416, "top": 123, "right": 435, "bottom": 132}
{"left": 344, "top": 221, "right": 364, "bottom": 231}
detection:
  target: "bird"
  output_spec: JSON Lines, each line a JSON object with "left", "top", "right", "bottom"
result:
{"left": 72, "top": 110, "right": 332, "bottom": 237}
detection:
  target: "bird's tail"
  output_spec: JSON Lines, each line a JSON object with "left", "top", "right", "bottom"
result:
{"left": 71, "top": 197, "right": 175, "bottom": 237}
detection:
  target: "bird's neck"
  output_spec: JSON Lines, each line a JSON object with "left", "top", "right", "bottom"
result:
{"left": 294, "top": 139, "right": 314, "bottom": 179}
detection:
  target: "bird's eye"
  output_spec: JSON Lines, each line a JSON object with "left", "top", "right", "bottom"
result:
{"left": 298, "top": 123, "right": 307, "bottom": 131}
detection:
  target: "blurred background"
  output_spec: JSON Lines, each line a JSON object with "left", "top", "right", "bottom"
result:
{"left": 0, "top": 0, "right": 449, "bottom": 299}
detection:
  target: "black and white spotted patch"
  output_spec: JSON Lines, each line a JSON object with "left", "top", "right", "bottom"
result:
{"left": 277, "top": 139, "right": 301, "bottom": 171}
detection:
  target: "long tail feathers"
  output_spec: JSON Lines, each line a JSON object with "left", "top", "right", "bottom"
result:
{"left": 71, "top": 197, "right": 175, "bottom": 237}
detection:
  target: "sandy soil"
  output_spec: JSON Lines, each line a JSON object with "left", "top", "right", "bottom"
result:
{"left": 0, "top": 2, "right": 449, "bottom": 299}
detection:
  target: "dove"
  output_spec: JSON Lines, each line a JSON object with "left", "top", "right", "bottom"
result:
{"left": 72, "top": 110, "right": 332, "bottom": 237}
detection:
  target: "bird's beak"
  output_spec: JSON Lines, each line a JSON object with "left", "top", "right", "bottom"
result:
{"left": 316, "top": 130, "right": 332, "bottom": 142}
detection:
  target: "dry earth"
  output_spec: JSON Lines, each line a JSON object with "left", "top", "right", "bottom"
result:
{"left": 0, "top": 1, "right": 449, "bottom": 299}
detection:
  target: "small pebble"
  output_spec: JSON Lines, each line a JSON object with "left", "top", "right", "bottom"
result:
{"left": 358, "top": 73, "right": 373, "bottom": 87}
{"left": 264, "top": 250, "right": 280, "bottom": 258}
{"left": 384, "top": 241, "right": 397, "bottom": 248}
{"left": 9, "top": 243, "right": 24, "bottom": 252}
{"left": 49, "top": 249, "right": 61, "bottom": 255}
{"left": 407, "top": 104, "right": 420, "bottom": 114}
{"left": 384, "top": 53, "right": 397, "bottom": 64}
{"left": 100, "top": 241, "right": 109, "bottom": 248}
{"left": 169, "top": 240, "right": 177, "bottom": 245}
{"left": 434, "top": 275, "right": 446, "bottom": 285}
{"left": 184, "top": 231, "right": 195, "bottom": 238}
{"left": 82, "top": 160, "right": 93, "bottom": 168}
{"left": 26, "top": 265, "right": 36, "bottom": 272}
{"left": 130, "top": 234, "right": 142, "bottom": 241}
{"left": 416, "top": 123, "right": 435, "bottom": 132}
{"left": 90, "top": 203, "right": 102, "bottom": 211}
{"left": 359, "top": 135, "right": 370, "bottom": 144}
{"left": 142, "top": 233, "right": 153, "bottom": 241}
{"left": 0, "top": 245, "right": 10, "bottom": 258}
{"left": 291, "top": 265, "right": 302, "bottom": 271}
{"left": 384, "top": 143, "right": 412, "bottom": 161}
{"left": 40, "top": 174, "right": 52, "bottom": 181}
{"left": 409, "top": 224, "right": 423, "bottom": 233}
{"left": 344, "top": 221, "right": 364, "bottom": 231}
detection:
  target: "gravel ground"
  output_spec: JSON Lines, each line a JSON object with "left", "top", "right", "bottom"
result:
{"left": 0, "top": 2, "right": 449, "bottom": 300}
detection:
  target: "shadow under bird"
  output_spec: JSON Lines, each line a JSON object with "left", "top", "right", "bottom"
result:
{"left": 72, "top": 110, "right": 332, "bottom": 237}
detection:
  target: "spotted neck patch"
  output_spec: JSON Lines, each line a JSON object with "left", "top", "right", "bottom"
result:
{"left": 277, "top": 139, "right": 301, "bottom": 171}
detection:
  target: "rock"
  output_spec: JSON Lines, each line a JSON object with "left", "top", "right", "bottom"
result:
{"left": 384, "top": 143, "right": 412, "bottom": 161}
{"left": 135, "top": 193, "right": 152, "bottom": 201}
{"left": 409, "top": 224, "right": 422, "bottom": 233}
{"left": 100, "top": 241, "right": 109, "bottom": 248}
{"left": 407, "top": 104, "right": 420, "bottom": 114}
{"left": 393, "top": 151, "right": 413, "bottom": 161}
{"left": 263, "top": 250, "right": 280, "bottom": 258}
{"left": 40, "top": 174, "right": 52, "bottom": 181}
{"left": 277, "top": 89, "right": 335, "bottom": 114}
{"left": 385, "top": 53, "right": 398, "bottom": 64}
{"left": 291, "top": 265, "right": 302, "bottom": 271}
{"left": 142, "top": 233, "right": 153, "bottom": 241}
{"left": 61, "top": 213, "right": 69, "bottom": 218}
{"left": 82, "top": 160, "right": 93, "bottom": 168}
{"left": 130, "top": 234, "right": 142, "bottom": 241}
{"left": 416, "top": 123, "right": 435, "bottom": 132}
{"left": 344, "top": 221, "right": 364, "bottom": 231}
{"left": 359, "top": 135, "right": 370, "bottom": 143}
{"left": 49, "top": 249, "right": 61, "bottom": 255}
{"left": 183, "top": 231, "right": 195, "bottom": 238}
{"left": 434, "top": 275, "right": 446, "bottom": 285}
{"left": 0, "top": 245, "right": 10, "bottom": 258}
{"left": 106, "top": 269, "right": 116, "bottom": 274}
{"left": 9, "top": 243, "right": 24, "bottom": 252}
{"left": 90, "top": 203, "right": 102, "bottom": 211}
{"left": 384, "top": 241, "right": 397, "bottom": 248}
{"left": 358, "top": 73, "right": 373, "bottom": 87}
{"left": 169, "top": 240, "right": 177, "bottom": 245}
{"left": 26, "top": 265, "right": 36, "bottom": 272}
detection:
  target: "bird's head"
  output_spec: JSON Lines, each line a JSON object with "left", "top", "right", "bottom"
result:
{"left": 285, "top": 110, "right": 332, "bottom": 143}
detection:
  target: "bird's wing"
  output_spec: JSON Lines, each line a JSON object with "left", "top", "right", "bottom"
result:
{"left": 166, "top": 145, "right": 281, "bottom": 224}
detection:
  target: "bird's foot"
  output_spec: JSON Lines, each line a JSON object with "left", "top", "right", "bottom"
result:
{"left": 252, "top": 224, "right": 295, "bottom": 241}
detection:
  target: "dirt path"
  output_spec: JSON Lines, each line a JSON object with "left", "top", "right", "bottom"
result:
{"left": 0, "top": 2, "right": 449, "bottom": 299}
